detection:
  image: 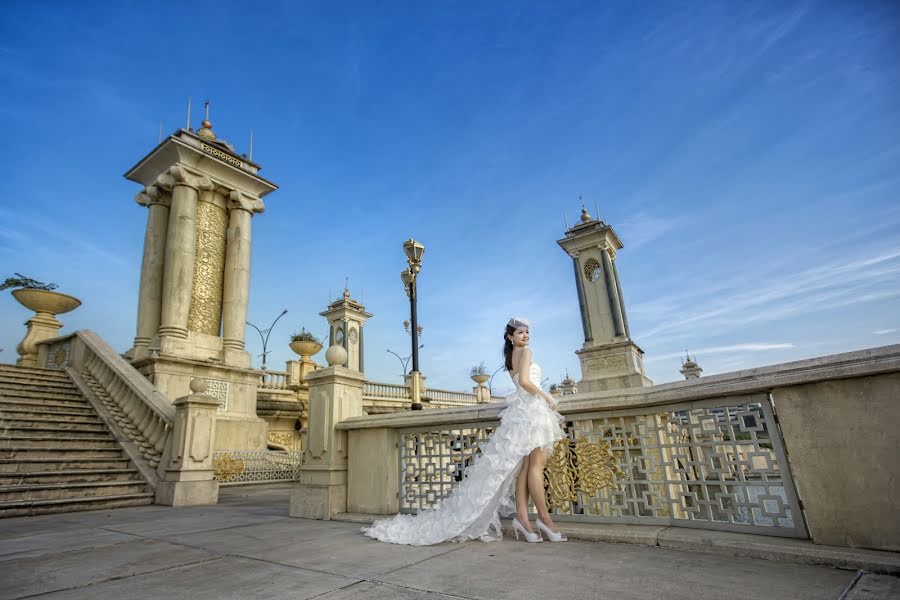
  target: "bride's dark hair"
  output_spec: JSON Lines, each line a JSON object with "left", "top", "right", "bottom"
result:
{"left": 502, "top": 324, "right": 516, "bottom": 371}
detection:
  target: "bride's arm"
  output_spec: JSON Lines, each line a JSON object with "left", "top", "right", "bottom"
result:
{"left": 516, "top": 349, "right": 558, "bottom": 408}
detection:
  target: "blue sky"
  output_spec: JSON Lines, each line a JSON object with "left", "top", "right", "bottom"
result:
{"left": 1, "top": 1, "right": 898, "bottom": 393}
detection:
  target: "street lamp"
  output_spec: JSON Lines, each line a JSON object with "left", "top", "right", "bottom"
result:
{"left": 246, "top": 308, "right": 288, "bottom": 370}
{"left": 401, "top": 238, "right": 425, "bottom": 409}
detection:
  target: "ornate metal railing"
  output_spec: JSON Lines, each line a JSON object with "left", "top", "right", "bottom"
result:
{"left": 212, "top": 450, "right": 303, "bottom": 485}
{"left": 396, "top": 394, "right": 806, "bottom": 538}
{"left": 260, "top": 370, "right": 290, "bottom": 390}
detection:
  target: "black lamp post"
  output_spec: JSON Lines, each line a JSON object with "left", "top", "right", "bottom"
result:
{"left": 401, "top": 238, "right": 425, "bottom": 409}
{"left": 246, "top": 308, "right": 288, "bottom": 370}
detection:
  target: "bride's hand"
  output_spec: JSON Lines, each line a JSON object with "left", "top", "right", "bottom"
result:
{"left": 543, "top": 394, "right": 558, "bottom": 409}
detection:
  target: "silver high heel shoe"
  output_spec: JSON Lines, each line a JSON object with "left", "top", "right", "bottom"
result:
{"left": 512, "top": 517, "right": 542, "bottom": 543}
{"left": 535, "top": 518, "right": 567, "bottom": 542}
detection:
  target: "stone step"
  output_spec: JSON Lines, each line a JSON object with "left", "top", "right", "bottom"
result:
{"left": 0, "top": 388, "right": 87, "bottom": 403}
{"left": 0, "top": 365, "right": 72, "bottom": 381}
{"left": 0, "top": 492, "right": 155, "bottom": 518}
{"left": 0, "top": 398, "right": 95, "bottom": 414}
{"left": 0, "top": 480, "right": 149, "bottom": 503}
{"left": 0, "top": 457, "right": 132, "bottom": 473}
{"left": 0, "top": 424, "right": 111, "bottom": 437}
{"left": 0, "top": 446, "right": 125, "bottom": 461}
{"left": 0, "top": 468, "right": 141, "bottom": 486}
{"left": 1, "top": 435, "right": 119, "bottom": 449}
{"left": 1, "top": 428, "right": 112, "bottom": 440}
{"left": 0, "top": 376, "right": 78, "bottom": 392}
{"left": 0, "top": 417, "right": 106, "bottom": 431}
{"left": 0, "top": 405, "right": 99, "bottom": 419}
{"left": 0, "top": 364, "right": 70, "bottom": 375}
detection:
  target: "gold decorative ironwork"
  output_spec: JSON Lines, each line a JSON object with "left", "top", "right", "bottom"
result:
{"left": 213, "top": 453, "right": 245, "bottom": 482}
{"left": 583, "top": 257, "right": 602, "bottom": 282}
{"left": 573, "top": 438, "right": 625, "bottom": 496}
{"left": 267, "top": 431, "right": 295, "bottom": 451}
{"left": 545, "top": 439, "right": 576, "bottom": 508}
{"left": 188, "top": 199, "right": 227, "bottom": 335}
{"left": 201, "top": 143, "right": 244, "bottom": 168}
{"left": 544, "top": 437, "right": 625, "bottom": 510}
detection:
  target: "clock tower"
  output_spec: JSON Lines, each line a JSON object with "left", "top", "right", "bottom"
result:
{"left": 320, "top": 287, "right": 372, "bottom": 372}
{"left": 557, "top": 207, "right": 652, "bottom": 392}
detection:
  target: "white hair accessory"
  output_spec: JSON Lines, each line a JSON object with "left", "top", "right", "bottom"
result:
{"left": 507, "top": 317, "right": 531, "bottom": 330}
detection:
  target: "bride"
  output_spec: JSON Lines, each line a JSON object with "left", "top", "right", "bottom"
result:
{"left": 363, "top": 317, "right": 568, "bottom": 545}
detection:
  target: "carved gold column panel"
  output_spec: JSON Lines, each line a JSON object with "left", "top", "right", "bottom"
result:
{"left": 187, "top": 191, "right": 227, "bottom": 336}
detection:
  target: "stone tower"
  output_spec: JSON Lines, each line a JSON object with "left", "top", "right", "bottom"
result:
{"left": 320, "top": 288, "right": 372, "bottom": 372}
{"left": 680, "top": 353, "right": 703, "bottom": 379}
{"left": 557, "top": 206, "right": 652, "bottom": 392}
{"left": 124, "top": 116, "right": 277, "bottom": 450}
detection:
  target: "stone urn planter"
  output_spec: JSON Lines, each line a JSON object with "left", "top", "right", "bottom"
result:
{"left": 12, "top": 288, "right": 81, "bottom": 315}
{"left": 11, "top": 289, "right": 81, "bottom": 367}
{"left": 471, "top": 374, "right": 490, "bottom": 387}
{"left": 290, "top": 340, "right": 322, "bottom": 361}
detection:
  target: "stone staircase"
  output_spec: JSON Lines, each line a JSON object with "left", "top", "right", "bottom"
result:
{"left": 0, "top": 364, "right": 154, "bottom": 517}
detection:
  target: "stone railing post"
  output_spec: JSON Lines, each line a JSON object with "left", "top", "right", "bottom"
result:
{"left": 347, "top": 428, "right": 398, "bottom": 514}
{"left": 155, "top": 378, "right": 220, "bottom": 506}
{"left": 290, "top": 346, "right": 365, "bottom": 520}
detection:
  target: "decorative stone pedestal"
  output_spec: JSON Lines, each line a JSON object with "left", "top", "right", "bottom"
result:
{"left": 11, "top": 289, "right": 81, "bottom": 367}
{"left": 576, "top": 341, "right": 652, "bottom": 393}
{"left": 155, "top": 379, "right": 220, "bottom": 506}
{"left": 290, "top": 364, "right": 365, "bottom": 520}
{"left": 133, "top": 354, "right": 267, "bottom": 451}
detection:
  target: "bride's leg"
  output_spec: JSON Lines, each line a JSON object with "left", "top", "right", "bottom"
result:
{"left": 515, "top": 455, "right": 533, "bottom": 531}
{"left": 526, "top": 447, "right": 560, "bottom": 531}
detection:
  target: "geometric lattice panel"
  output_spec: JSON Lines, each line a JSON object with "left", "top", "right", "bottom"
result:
{"left": 396, "top": 395, "right": 807, "bottom": 538}
{"left": 399, "top": 423, "right": 497, "bottom": 513}
{"left": 205, "top": 379, "right": 230, "bottom": 414}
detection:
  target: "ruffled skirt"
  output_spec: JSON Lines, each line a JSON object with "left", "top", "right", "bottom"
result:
{"left": 362, "top": 390, "right": 566, "bottom": 545}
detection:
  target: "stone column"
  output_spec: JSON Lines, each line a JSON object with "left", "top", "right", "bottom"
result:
{"left": 611, "top": 259, "right": 631, "bottom": 338}
{"left": 290, "top": 363, "right": 365, "bottom": 520}
{"left": 572, "top": 254, "right": 593, "bottom": 342}
{"left": 158, "top": 166, "right": 204, "bottom": 340}
{"left": 133, "top": 186, "right": 170, "bottom": 353}
{"left": 155, "top": 378, "right": 220, "bottom": 506}
{"left": 221, "top": 191, "right": 257, "bottom": 361}
{"left": 600, "top": 247, "right": 626, "bottom": 338}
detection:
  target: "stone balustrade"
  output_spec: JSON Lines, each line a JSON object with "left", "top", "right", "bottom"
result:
{"left": 37, "top": 330, "right": 220, "bottom": 506}
{"left": 339, "top": 344, "right": 900, "bottom": 552}
{"left": 260, "top": 370, "right": 290, "bottom": 390}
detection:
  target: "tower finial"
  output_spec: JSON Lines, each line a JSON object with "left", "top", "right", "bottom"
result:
{"left": 197, "top": 99, "right": 216, "bottom": 140}
{"left": 578, "top": 194, "right": 592, "bottom": 223}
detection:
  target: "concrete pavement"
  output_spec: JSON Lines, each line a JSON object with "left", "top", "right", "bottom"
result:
{"left": 0, "top": 484, "right": 894, "bottom": 599}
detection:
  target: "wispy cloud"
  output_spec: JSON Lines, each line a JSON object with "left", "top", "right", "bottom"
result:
{"left": 873, "top": 328, "right": 898, "bottom": 335}
{"left": 645, "top": 342, "right": 795, "bottom": 364}
{"left": 637, "top": 247, "right": 900, "bottom": 342}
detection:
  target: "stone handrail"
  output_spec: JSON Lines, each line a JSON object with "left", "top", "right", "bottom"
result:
{"left": 260, "top": 370, "right": 290, "bottom": 390}
{"left": 340, "top": 344, "right": 900, "bottom": 430}
{"left": 37, "top": 331, "right": 175, "bottom": 469}
{"left": 341, "top": 344, "right": 900, "bottom": 552}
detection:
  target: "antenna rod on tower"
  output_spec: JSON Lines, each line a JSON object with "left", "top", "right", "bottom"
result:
{"left": 594, "top": 199, "right": 601, "bottom": 222}
{"left": 249, "top": 129, "right": 254, "bottom": 161}
{"left": 186, "top": 97, "right": 192, "bottom": 130}
{"left": 158, "top": 121, "right": 163, "bottom": 143}
{"left": 563, "top": 209, "right": 569, "bottom": 230}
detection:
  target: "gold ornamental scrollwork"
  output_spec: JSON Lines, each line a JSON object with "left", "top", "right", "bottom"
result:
{"left": 544, "top": 437, "right": 624, "bottom": 511}
{"left": 187, "top": 199, "right": 227, "bottom": 335}
{"left": 213, "top": 453, "right": 245, "bottom": 482}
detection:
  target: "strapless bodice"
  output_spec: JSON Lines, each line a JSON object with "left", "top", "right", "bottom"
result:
{"left": 512, "top": 362, "right": 541, "bottom": 390}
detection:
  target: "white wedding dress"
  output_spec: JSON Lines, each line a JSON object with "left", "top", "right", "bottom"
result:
{"left": 362, "top": 361, "right": 566, "bottom": 545}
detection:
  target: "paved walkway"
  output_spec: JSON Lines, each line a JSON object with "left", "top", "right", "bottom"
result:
{"left": 0, "top": 484, "right": 896, "bottom": 599}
